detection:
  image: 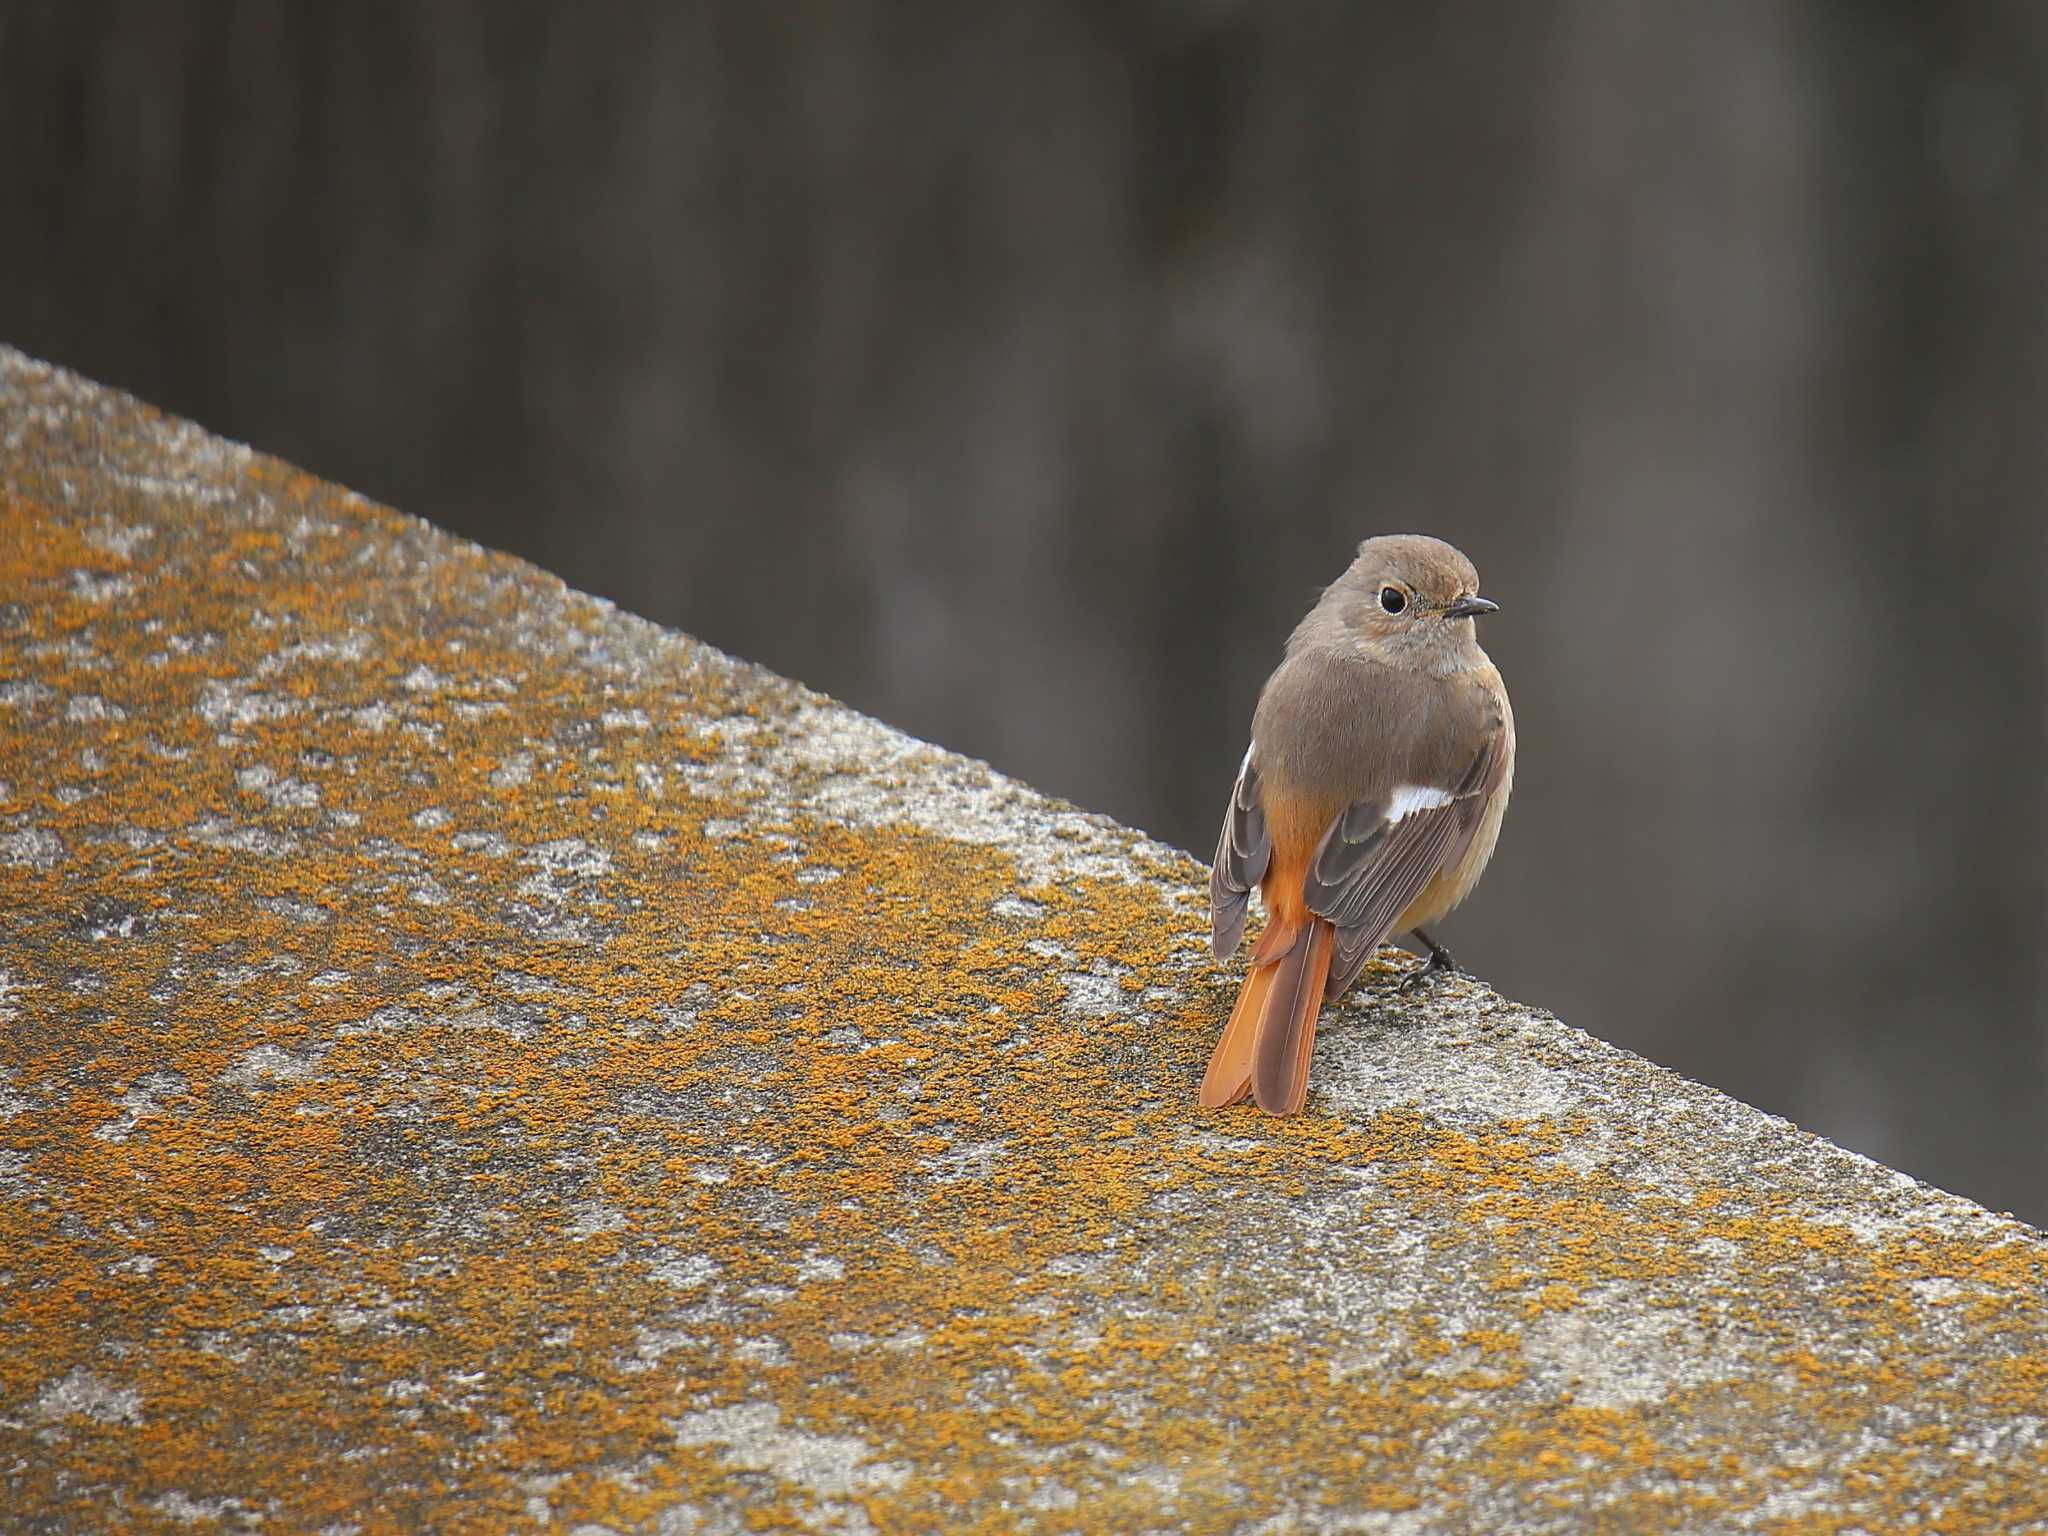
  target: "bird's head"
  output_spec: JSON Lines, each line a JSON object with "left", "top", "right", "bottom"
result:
{"left": 1323, "top": 534, "right": 1497, "bottom": 669}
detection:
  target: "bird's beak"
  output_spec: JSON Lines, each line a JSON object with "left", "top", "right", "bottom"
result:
{"left": 1443, "top": 595, "right": 1499, "bottom": 619}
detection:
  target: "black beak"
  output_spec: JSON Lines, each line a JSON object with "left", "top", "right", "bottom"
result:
{"left": 1443, "top": 595, "right": 1499, "bottom": 619}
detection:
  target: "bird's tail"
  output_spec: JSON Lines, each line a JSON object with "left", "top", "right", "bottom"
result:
{"left": 1199, "top": 916, "right": 1335, "bottom": 1115}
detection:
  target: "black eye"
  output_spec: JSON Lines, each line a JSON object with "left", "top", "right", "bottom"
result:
{"left": 1379, "top": 586, "right": 1407, "bottom": 615}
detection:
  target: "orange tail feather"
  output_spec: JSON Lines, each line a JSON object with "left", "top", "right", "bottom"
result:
{"left": 1200, "top": 959, "right": 1276, "bottom": 1108}
{"left": 1250, "top": 917, "right": 1334, "bottom": 1115}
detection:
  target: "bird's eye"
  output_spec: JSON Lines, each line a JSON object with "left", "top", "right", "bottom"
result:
{"left": 1379, "top": 586, "right": 1407, "bottom": 615}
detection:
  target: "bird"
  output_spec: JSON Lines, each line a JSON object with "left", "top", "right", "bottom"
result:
{"left": 1201, "top": 534, "right": 1514, "bottom": 1116}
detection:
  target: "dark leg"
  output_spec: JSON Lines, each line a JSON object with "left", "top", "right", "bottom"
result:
{"left": 1399, "top": 926, "right": 1459, "bottom": 990}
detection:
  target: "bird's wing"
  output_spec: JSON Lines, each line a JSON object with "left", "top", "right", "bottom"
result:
{"left": 1209, "top": 742, "right": 1271, "bottom": 961}
{"left": 1311, "top": 729, "right": 1509, "bottom": 996}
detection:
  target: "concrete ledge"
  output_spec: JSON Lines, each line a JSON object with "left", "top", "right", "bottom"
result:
{"left": 3, "top": 345, "right": 2046, "bottom": 1533}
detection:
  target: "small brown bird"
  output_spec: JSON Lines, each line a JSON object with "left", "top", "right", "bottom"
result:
{"left": 1202, "top": 535, "right": 1514, "bottom": 1115}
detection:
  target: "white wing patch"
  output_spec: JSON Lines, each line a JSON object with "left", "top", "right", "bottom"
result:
{"left": 1239, "top": 740, "right": 1256, "bottom": 777}
{"left": 1387, "top": 784, "right": 1455, "bottom": 823}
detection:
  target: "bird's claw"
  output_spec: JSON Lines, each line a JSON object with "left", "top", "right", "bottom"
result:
{"left": 1398, "top": 951, "right": 1457, "bottom": 991}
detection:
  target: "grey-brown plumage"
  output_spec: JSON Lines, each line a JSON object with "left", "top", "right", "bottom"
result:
{"left": 1208, "top": 752, "right": 1269, "bottom": 963}
{"left": 1203, "top": 535, "right": 1515, "bottom": 1114}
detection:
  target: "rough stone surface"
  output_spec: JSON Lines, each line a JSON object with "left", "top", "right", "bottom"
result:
{"left": 2, "top": 344, "right": 2046, "bottom": 1534}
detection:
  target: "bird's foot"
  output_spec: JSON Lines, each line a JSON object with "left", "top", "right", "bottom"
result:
{"left": 1398, "top": 951, "right": 1456, "bottom": 991}
{"left": 1397, "top": 927, "right": 1459, "bottom": 991}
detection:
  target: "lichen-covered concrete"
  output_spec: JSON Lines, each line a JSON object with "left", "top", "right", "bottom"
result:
{"left": 1, "top": 346, "right": 2044, "bottom": 1535}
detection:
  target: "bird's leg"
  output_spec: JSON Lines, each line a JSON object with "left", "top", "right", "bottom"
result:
{"left": 1399, "top": 927, "right": 1459, "bottom": 990}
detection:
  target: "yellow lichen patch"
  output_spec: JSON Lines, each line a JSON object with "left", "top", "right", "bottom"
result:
{"left": 6, "top": 353, "right": 2048, "bottom": 1533}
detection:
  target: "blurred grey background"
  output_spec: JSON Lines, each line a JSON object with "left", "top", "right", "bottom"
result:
{"left": 4, "top": 4, "right": 2043, "bottom": 1219}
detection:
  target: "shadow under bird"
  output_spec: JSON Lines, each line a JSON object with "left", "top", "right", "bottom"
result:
{"left": 1204, "top": 535, "right": 1515, "bottom": 1115}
